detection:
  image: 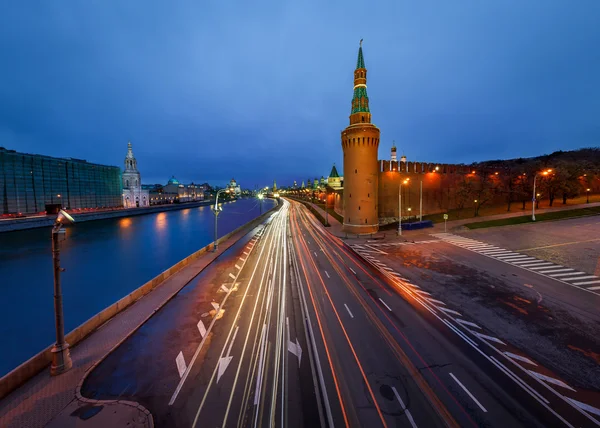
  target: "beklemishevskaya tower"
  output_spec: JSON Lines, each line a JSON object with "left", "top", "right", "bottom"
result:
{"left": 341, "top": 40, "right": 380, "bottom": 234}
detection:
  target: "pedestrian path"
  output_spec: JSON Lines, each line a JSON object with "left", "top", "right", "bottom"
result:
{"left": 432, "top": 233, "right": 600, "bottom": 293}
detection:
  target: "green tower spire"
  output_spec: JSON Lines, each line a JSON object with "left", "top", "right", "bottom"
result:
{"left": 351, "top": 39, "right": 370, "bottom": 115}
{"left": 356, "top": 39, "right": 365, "bottom": 69}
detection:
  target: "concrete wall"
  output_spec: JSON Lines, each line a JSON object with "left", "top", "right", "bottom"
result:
{"left": 0, "top": 199, "right": 279, "bottom": 400}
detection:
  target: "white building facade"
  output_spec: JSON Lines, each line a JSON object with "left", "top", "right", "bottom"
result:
{"left": 122, "top": 141, "right": 149, "bottom": 208}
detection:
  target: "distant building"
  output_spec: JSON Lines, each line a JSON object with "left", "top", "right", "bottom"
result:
{"left": 148, "top": 176, "right": 205, "bottom": 205}
{"left": 122, "top": 142, "right": 149, "bottom": 208}
{"left": 0, "top": 146, "right": 122, "bottom": 215}
{"left": 391, "top": 141, "right": 397, "bottom": 162}
{"left": 227, "top": 178, "right": 241, "bottom": 196}
{"left": 273, "top": 179, "right": 278, "bottom": 193}
{"left": 327, "top": 164, "right": 343, "bottom": 189}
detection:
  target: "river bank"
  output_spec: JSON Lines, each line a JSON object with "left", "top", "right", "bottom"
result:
{"left": 0, "top": 199, "right": 222, "bottom": 233}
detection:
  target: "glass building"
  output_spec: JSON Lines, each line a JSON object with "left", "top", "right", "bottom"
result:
{"left": 0, "top": 147, "right": 122, "bottom": 215}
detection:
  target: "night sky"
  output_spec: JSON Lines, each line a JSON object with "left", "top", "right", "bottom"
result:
{"left": 1, "top": 2, "right": 599, "bottom": 188}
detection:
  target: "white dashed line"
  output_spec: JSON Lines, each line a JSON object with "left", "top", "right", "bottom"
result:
{"left": 456, "top": 319, "right": 481, "bottom": 330}
{"left": 324, "top": 270, "right": 330, "bottom": 278}
{"left": 349, "top": 267, "right": 357, "bottom": 274}
{"left": 228, "top": 273, "right": 236, "bottom": 280}
{"left": 379, "top": 298, "right": 392, "bottom": 311}
{"left": 392, "top": 386, "right": 418, "bottom": 428}
{"left": 449, "top": 373, "right": 487, "bottom": 413}
{"left": 344, "top": 304, "right": 354, "bottom": 318}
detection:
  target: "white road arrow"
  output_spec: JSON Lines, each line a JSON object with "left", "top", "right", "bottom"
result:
{"left": 288, "top": 338, "right": 302, "bottom": 367}
{"left": 217, "top": 326, "right": 239, "bottom": 383}
{"left": 286, "top": 317, "right": 302, "bottom": 367}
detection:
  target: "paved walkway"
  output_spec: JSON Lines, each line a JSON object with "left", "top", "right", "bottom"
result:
{"left": 305, "top": 199, "right": 600, "bottom": 244}
{"left": 0, "top": 225, "right": 255, "bottom": 428}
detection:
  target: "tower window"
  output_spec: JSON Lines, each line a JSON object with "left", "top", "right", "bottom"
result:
{"left": 355, "top": 169, "right": 357, "bottom": 173}
{"left": 365, "top": 219, "right": 368, "bottom": 224}
{"left": 349, "top": 193, "right": 351, "bottom": 198}
{"left": 359, "top": 206, "right": 361, "bottom": 211}
{"left": 368, "top": 193, "right": 370, "bottom": 198}
{"left": 361, "top": 116, "right": 364, "bottom": 123}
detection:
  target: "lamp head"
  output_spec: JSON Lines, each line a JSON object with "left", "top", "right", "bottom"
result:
{"left": 56, "top": 209, "right": 75, "bottom": 225}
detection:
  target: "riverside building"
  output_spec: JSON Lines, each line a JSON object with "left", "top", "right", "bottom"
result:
{"left": 0, "top": 146, "right": 122, "bottom": 215}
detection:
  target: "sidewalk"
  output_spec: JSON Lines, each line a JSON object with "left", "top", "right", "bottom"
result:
{"left": 0, "top": 224, "right": 257, "bottom": 428}
{"left": 305, "top": 200, "right": 600, "bottom": 243}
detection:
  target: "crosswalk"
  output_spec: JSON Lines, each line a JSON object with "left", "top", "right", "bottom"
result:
{"left": 432, "top": 233, "right": 600, "bottom": 292}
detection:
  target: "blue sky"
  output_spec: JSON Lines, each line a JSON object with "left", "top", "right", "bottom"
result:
{"left": 1, "top": 1, "right": 599, "bottom": 187}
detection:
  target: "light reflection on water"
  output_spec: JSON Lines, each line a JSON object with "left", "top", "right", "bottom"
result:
{"left": 0, "top": 197, "right": 274, "bottom": 376}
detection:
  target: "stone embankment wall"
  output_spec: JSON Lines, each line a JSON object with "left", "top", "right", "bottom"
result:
{"left": 0, "top": 200, "right": 213, "bottom": 233}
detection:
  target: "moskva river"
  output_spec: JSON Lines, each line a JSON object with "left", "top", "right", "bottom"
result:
{"left": 0, "top": 197, "right": 275, "bottom": 377}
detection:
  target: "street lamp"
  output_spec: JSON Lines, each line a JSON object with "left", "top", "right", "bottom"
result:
{"left": 532, "top": 169, "right": 552, "bottom": 221}
{"left": 258, "top": 193, "right": 264, "bottom": 214}
{"left": 50, "top": 209, "right": 75, "bottom": 375}
{"left": 587, "top": 188, "right": 591, "bottom": 204}
{"left": 398, "top": 178, "right": 409, "bottom": 236}
{"left": 212, "top": 189, "right": 230, "bottom": 252}
{"left": 324, "top": 188, "right": 329, "bottom": 226}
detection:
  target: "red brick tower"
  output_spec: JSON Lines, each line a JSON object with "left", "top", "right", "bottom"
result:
{"left": 341, "top": 40, "right": 380, "bottom": 234}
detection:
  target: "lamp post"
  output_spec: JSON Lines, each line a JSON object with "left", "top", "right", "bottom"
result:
{"left": 419, "top": 180, "right": 423, "bottom": 222}
{"left": 50, "top": 210, "right": 75, "bottom": 375}
{"left": 398, "top": 178, "right": 409, "bottom": 236}
{"left": 532, "top": 169, "right": 551, "bottom": 221}
{"left": 587, "top": 188, "right": 591, "bottom": 204}
{"left": 212, "top": 189, "right": 230, "bottom": 252}
{"left": 258, "top": 193, "right": 264, "bottom": 214}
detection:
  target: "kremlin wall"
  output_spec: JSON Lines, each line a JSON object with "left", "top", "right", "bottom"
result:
{"left": 331, "top": 159, "right": 509, "bottom": 227}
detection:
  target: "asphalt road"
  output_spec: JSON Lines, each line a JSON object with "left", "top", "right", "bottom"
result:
{"left": 348, "top": 235, "right": 600, "bottom": 426}
{"left": 83, "top": 200, "right": 319, "bottom": 427}
{"left": 82, "top": 199, "right": 600, "bottom": 427}
{"left": 457, "top": 215, "right": 600, "bottom": 277}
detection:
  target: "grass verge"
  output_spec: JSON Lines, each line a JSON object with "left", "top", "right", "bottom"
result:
{"left": 464, "top": 206, "right": 600, "bottom": 229}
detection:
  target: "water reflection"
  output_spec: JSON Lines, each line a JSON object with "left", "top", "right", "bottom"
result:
{"left": 0, "top": 197, "right": 275, "bottom": 376}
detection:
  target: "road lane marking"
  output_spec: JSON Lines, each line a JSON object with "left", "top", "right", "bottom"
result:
{"left": 391, "top": 386, "right": 418, "bottom": 428}
{"left": 474, "top": 332, "right": 506, "bottom": 345}
{"left": 588, "top": 285, "right": 600, "bottom": 290}
{"left": 235, "top": 264, "right": 242, "bottom": 270}
{"left": 561, "top": 275, "right": 596, "bottom": 281}
{"left": 324, "top": 270, "right": 330, "bottom": 278}
{"left": 574, "top": 279, "right": 600, "bottom": 286}
{"left": 414, "top": 289, "right": 431, "bottom": 296}
{"left": 511, "top": 258, "right": 539, "bottom": 264}
{"left": 539, "top": 268, "right": 573, "bottom": 274}
{"left": 229, "top": 273, "right": 236, "bottom": 279}
{"left": 549, "top": 271, "right": 583, "bottom": 277}
{"left": 344, "top": 304, "right": 354, "bottom": 318}
{"left": 314, "top": 251, "right": 318, "bottom": 257}
{"left": 456, "top": 319, "right": 481, "bottom": 330}
{"left": 499, "top": 256, "right": 530, "bottom": 261}
{"left": 425, "top": 297, "right": 446, "bottom": 306}
{"left": 439, "top": 307, "right": 461, "bottom": 316}
{"left": 449, "top": 373, "right": 487, "bottom": 413}
{"left": 566, "top": 397, "right": 600, "bottom": 417}
{"left": 211, "top": 301, "right": 220, "bottom": 310}
{"left": 176, "top": 351, "right": 187, "bottom": 378}
{"left": 217, "top": 326, "right": 239, "bottom": 383}
{"left": 529, "top": 264, "right": 561, "bottom": 270}
{"left": 504, "top": 352, "right": 537, "bottom": 366}
{"left": 197, "top": 320, "right": 207, "bottom": 338}
{"left": 518, "top": 262, "right": 553, "bottom": 267}
{"left": 239, "top": 257, "right": 246, "bottom": 262}
{"left": 349, "top": 267, "right": 356, "bottom": 274}
{"left": 529, "top": 371, "right": 576, "bottom": 392}
{"left": 378, "top": 298, "right": 392, "bottom": 311}
{"left": 220, "top": 284, "right": 230, "bottom": 293}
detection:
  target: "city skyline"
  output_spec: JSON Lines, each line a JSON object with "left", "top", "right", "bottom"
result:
{"left": 2, "top": 2, "right": 599, "bottom": 188}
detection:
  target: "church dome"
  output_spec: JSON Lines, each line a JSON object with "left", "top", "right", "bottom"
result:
{"left": 168, "top": 176, "right": 180, "bottom": 185}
